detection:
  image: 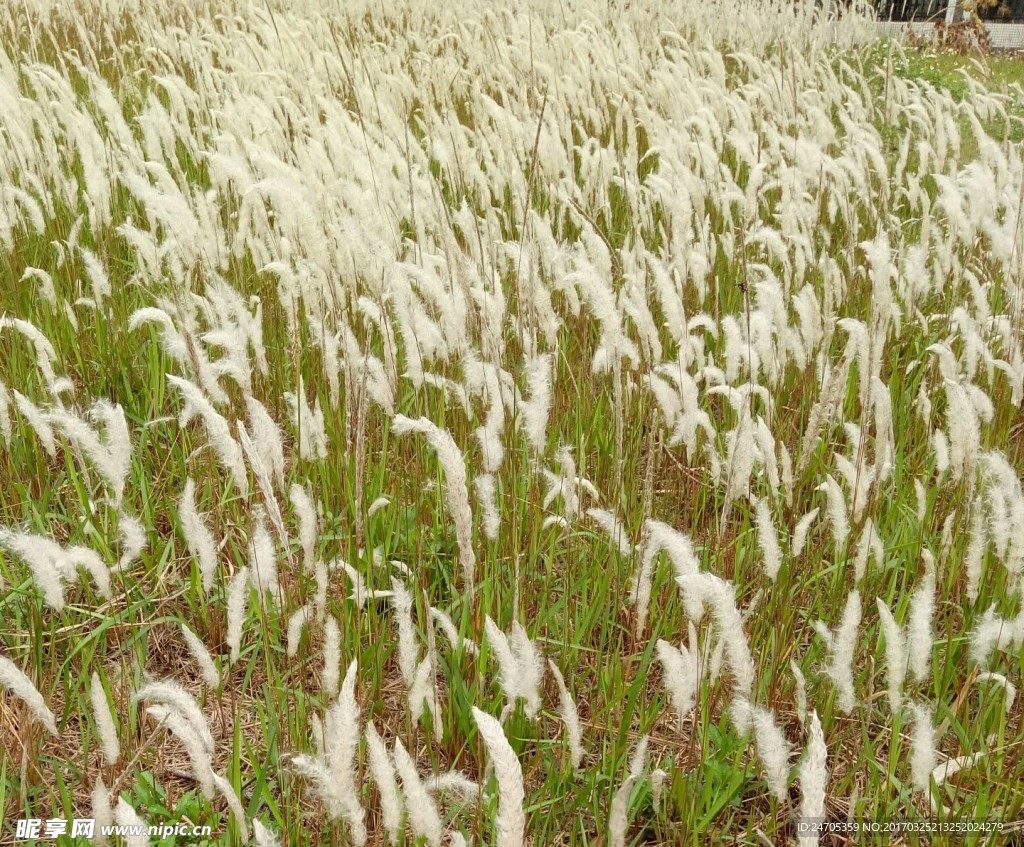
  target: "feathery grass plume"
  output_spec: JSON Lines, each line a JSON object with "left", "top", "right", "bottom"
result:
{"left": 0, "top": 318, "right": 62, "bottom": 396}
{"left": 58, "top": 545, "right": 112, "bottom": 600}
{"left": 393, "top": 737, "right": 443, "bottom": 847}
{"left": 449, "top": 834, "right": 469, "bottom": 847}
{"left": 252, "top": 820, "right": 281, "bottom": 847}
{"left": 632, "top": 521, "right": 700, "bottom": 639}
{"left": 655, "top": 634, "right": 700, "bottom": 724}
{"left": 651, "top": 770, "right": 667, "bottom": 807}
{"left": 750, "top": 495, "right": 782, "bottom": 580}
{"left": 324, "top": 660, "right": 366, "bottom": 843}
{"left": 930, "top": 752, "right": 986, "bottom": 789}
{"left": 287, "top": 604, "right": 313, "bottom": 658}
{"left": 551, "top": 445, "right": 581, "bottom": 521}
{"left": 248, "top": 513, "right": 281, "bottom": 608}
{"left": 12, "top": 391, "right": 56, "bottom": 457}
{"left": 939, "top": 511, "right": 956, "bottom": 565}
{"left": 969, "top": 606, "right": 1024, "bottom": 665}
{"left": 409, "top": 655, "right": 442, "bottom": 736}
{"left": 474, "top": 474, "right": 501, "bottom": 540}
{"left": 238, "top": 423, "right": 288, "bottom": 544}
{"left": 127, "top": 307, "right": 192, "bottom": 375}
{"left": 334, "top": 559, "right": 390, "bottom": 608}
{"left": 484, "top": 617, "right": 545, "bottom": 719}
{"left": 146, "top": 703, "right": 215, "bottom": 798}
{"left": 907, "top": 567, "right": 935, "bottom": 684}
{"left": 212, "top": 773, "right": 249, "bottom": 842}
{"left": 975, "top": 672, "right": 1016, "bottom": 711}
{"left": 628, "top": 735, "right": 648, "bottom": 780}
{"left": 180, "top": 624, "right": 219, "bottom": 689}
{"left": 944, "top": 380, "right": 981, "bottom": 483}
{"left": 365, "top": 721, "right": 402, "bottom": 845}
{"left": 0, "top": 529, "right": 67, "bottom": 610}
{"left": 92, "top": 776, "right": 113, "bottom": 847}
{"left": 323, "top": 615, "right": 341, "bottom": 698}
{"left": 166, "top": 375, "right": 249, "bottom": 497}
{"left": 609, "top": 772, "right": 639, "bottom": 847}
{"left": 749, "top": 706, "right": 793, "bottom": 802}
{"left": 875, "top": 599, "right": 906, "bottom": 713}
{"left": 90, "top": 671, "right": 119, "bottom": 765}
{"left": 814, "top": 589, "right": 861, "bottom": 714}
{"left": 674, "top": 572, "right": 755, "bottom": 699}
{"left": 367, "top": 496, "right": 391, "bottom": 517}
{"left": 226, "top": 566, "right": 250, "bottom": 664}
{"left": 520, "top": 352, "right": 552, "bottom": 454}
{"left": 906, "top": 701, "right": 937, "bottom": 795}
{"left": 116, "top": 512, "right": 146, "bottom": 572}
{"left": 312, "top": 559, "right": 330, "bottom": 614}
{"left": 472, "top": 707, "right": 526, "bottom": 847}
{"left": 246, "top": 397, "right": 286, "bottom": 491}
{"left": 548, "top": 659, "right": 584, "bottom": 768}
{"left": 47, "top": 402, "right": 131, "bottom": 507}
{"left": 0, "top": 654, "right": 59, "bottom": 735}
{"left": 178, "top": 479, "right": 218, "bottom": 592}
{"left": 797, "top": 711, "right": 828, "bottom": 847}
{"left": 852, "top": 519, "right": 883, "bottom": 582}
{"left": 390, "top": 577, "right": 420, "bottom": 685}
{"left": 426, "top": 771, "right": 483, "bottom": 804}
{"left": 284, "top": 376, "right": 329, "bottom": 461}
{"left": 965, "top": 499, "right": 986, "bottom": 601}
{"left": 0, "top": 380, "right": 12, "bottom": 446}
{"left": 933, "top": 429, "right": 951, "bottom": 478}
{"left": 430, "top": 606, "right": 479, "bottom": 656}
{"left": 134, "top": 679, "right": 214, "bottom": 756}
{"left": 791, "top": 659, "right": 807, "bottom": 725}
{"left": 390, "top": 415, "right": 475, "bottom": 596}
{"left": 284, "top": 661, "right": 369, "bottom": 840}
{"left": 915, "top": 479, "right": 928, "bottom": 524}
{"left": 587, "top": 508, "right": 633, "bottom": 557}
{"left": 114, "top": 798, "right": 150, "bottom": 847}
{"left": 290, "top": 484, "right": 318, "bottom": 571}
{"left": 816, "top": 474, "right": 849, "bottom": 555}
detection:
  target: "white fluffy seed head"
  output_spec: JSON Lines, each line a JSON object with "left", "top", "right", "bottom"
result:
{"left": 0, "top": 655, "right": 59, "bottom": 735}
{"left": 907, "top": 569, "right": 935, "bottom": 684}
{"left": 472, "top": 707, "right": 526, "bottom": 847}
{"left": 750, "top": 706, "right": 793, "bottom": 803}
{"left": 323, "top": 615, "right": 341, "bottom": 699}
{"left": 548, "top": 659, "right": 584, "bottom": 768}
{"left": 178, "top": 479, "right": 218, "bottom": 592}
{"left": 290, "top": 483, "right": 318, "bottom": 571}
{"left": 393, "top": 737, "right": 443, "bottom": 847}
{"left": 906, "top": 701, "right": 937, "bottom": 795}
{"left": 654, "top": 638, "right": 700, "bottom": 723}
{"left": 91, "top": 776, "right": 113, "bottom": 846}
{"left": 390, "top": 415, "right": 475, "bottom": 596}
{"left": 797, "top": 711, "right": 828, "bottom": 847}
{"left": 90, "top": 671, "right": 120, "bottom": 766}
{"left": 286, "top": 604, "right": 312, "bottom": 659}
{"left": 390, "top": 577, "right": 420, "bottom": 685}
{"left": 180, "top": 624, "right": 219, "bottom": 689}
{"left": 226, "top": 566, "right": 250, "bottom": 664}
{"left": 875, "top": 599, "right": 905, "bottom": 714}
{"left": 365, "top": 721, "right": 402, "bottom": 844}
{"left": 252, "top": 820, "right": 281, "bottom": 847}
{"left": 816, "top": 589, "right": 861, "bottom": 714}
{"left": 750, "top": 494, "right": 782, "bottom": 580}
{"left": 520, "top": 353, "right": 552, "bottom": 454}
{"left": 114, "top": 798, "right": 150, "bottom": 847}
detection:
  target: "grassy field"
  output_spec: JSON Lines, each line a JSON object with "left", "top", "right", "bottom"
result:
{"left": 0, "top": 1, "right": 1023, "bottom": 845}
